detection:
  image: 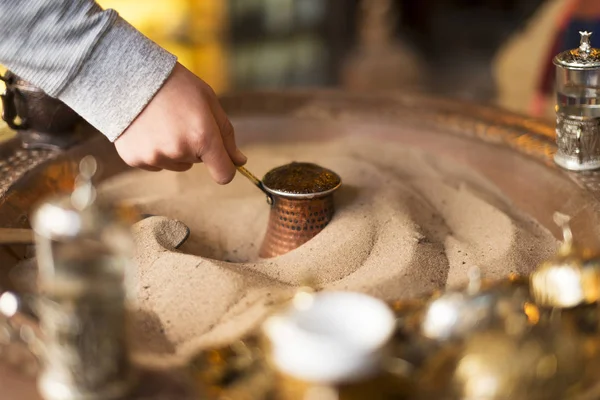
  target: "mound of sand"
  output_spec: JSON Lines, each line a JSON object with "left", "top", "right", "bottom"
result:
{"left": 96, "top": 137, "right": 557, "bottom": 363}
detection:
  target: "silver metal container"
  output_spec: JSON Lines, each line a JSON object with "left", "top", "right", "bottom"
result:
{"left": 554, "top": 31, "right": 600, "bottom": 170}
{"left": 31, "top": 157, "right": 136, "bottom": 400}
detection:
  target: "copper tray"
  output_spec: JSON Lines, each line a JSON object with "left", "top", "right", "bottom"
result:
{"left": 1, "top": 90, "right": 600, "bottom": 399}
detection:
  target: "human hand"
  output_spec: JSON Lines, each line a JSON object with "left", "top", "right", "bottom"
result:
{"left": 114, "top": 63, "right": 247, "bottom": 184}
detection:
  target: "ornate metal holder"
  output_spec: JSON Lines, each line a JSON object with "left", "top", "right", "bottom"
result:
{"left": 554, "top": 31, "right": 600, "bottom": 171}
{"left": 0, "top": 70, "right": 84, "bottom": 149}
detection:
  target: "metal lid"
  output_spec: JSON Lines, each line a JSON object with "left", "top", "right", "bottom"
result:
{"left": 262, "top": 162, "right": 342, "bottom": 199}
{"left": 554, "top": 31, "right": 600, "bottom": 70}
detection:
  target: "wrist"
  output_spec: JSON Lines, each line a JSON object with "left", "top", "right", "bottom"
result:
{"left": 57, "top": 16, "right": 177, "bottom": 142}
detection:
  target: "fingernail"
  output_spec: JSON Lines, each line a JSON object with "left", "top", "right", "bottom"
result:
{"left": 236, "top": 149, "right": 248, "bottom": 165}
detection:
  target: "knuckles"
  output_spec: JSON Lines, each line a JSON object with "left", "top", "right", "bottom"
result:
{"left": 220, "top": 119, "right": 235, "bottom": 139}
{"left": 117, "top": 152, "right": 144, "bottom": 168}
{"left": 120, "top": 150, "right": 161, "bottom": 168}
{"left": 188, "top": 124, "right": 210, "bottom": 158}
{"left": 162, "top": 141, "right": 190, "bottom": 161}
{"left": 142, "top": 151, "right": 162, "bottom": 166}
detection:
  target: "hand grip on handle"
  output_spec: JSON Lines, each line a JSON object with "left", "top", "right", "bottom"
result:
{"left": 236, "top": 166, "right": 273, "bottom": 205}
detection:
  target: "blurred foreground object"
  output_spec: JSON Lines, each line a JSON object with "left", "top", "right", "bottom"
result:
{"left": 418, "top": 326, "right": 584, "bottom": 400}
{"left": 531, "top": 212, "right": 600, "bottom": 307}
{"left": 420, "top": 268, "right": 530, "bottom": 342}
{"left": 33, "top": 156, "right": 137, "bottom": 400}
{"left": 1, "top": 70, "right": 83, "bottom": 150}
{"left": 261, "top": 290, "right": 410, "bottom": 399}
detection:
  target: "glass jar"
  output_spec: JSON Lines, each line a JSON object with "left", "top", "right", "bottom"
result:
{"left": 32, "top": 157, "right": 136, "bottom": 400}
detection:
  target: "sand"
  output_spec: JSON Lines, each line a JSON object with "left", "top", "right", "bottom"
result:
{"left": 78, "top": 137, "right": 559, "bottom": 363}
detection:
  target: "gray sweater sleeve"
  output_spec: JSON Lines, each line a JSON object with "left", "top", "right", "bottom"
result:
{"left": 0, "top": 0, "right": 177, "bottom": 141}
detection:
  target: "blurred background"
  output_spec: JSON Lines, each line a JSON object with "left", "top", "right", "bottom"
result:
{"left": 0, "top": 0, "right": 592, "bottom": 138}
{"left": 93, "top": 0, "right": 572, "bottom": 118}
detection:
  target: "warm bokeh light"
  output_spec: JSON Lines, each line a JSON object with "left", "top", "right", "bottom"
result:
{"left": 97, "top": 0, "right": 230, "bottom": 93}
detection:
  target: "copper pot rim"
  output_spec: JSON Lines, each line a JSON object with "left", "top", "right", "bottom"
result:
{"left": 264, "top": 180, "right": 342, "bottom": 200}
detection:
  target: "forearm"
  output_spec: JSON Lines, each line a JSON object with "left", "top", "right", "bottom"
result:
{"left": 0, "top": 0, "right": 177, "bottom": 141}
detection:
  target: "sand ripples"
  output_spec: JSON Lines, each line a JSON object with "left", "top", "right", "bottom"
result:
{"left": 97, "top": 138, "right": 557, "bottom": 360}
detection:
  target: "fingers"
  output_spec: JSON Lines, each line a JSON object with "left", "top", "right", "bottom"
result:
{"left": 137, "top": 165, "right": 162, "bottom": 172}
{"left": 114, "top": 64, "right": 243, "bottom": 184}
{"left": 128, "top": 162, "right": 193, "bottom": 173}
{"left": 207, "top": 92, "right": 247, "bottom": 166}
{"left": 157, "top": 161, "right": 194, "bottom": 172}
{"left": 195, "top": 114, "right": 237, "bottom": 184}
{"left": 120, "top": 154, "right": 193, "bottom": 172}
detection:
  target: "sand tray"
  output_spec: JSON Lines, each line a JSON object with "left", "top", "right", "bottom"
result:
{"left": 1, "top": 91, "right": 600, "bottom": 398}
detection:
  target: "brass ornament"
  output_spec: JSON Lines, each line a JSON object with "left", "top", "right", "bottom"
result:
{"left": 421, "top": 268, "right": 532, "bottom": 341}
{"left": 530, "top": 213, "right": 600, "bottom": 308}
{"left": 417, "top": 326, "right": 584, "bottom": 400}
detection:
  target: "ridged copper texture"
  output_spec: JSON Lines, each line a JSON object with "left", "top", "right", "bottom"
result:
{"left": 259, "top": 162, "right": 341, "bottom": 258}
